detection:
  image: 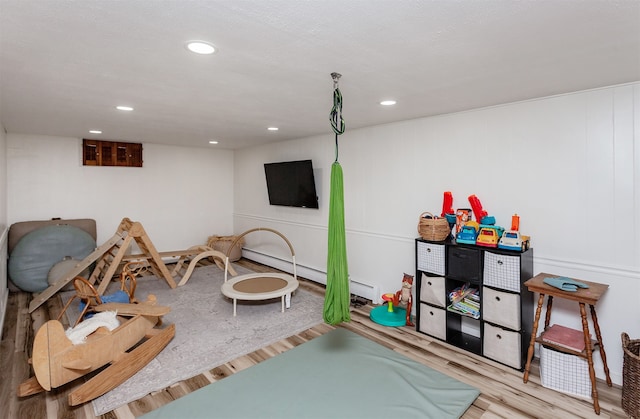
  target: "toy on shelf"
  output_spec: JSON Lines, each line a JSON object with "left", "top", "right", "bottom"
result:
{"left": 456, "top": 224, "right": 479, "bottom": 245}
{"left": 511, "top": 214, "right": 520, "bottom": 231}
{"left": 498, "top": 233, "right": 530, "bottom": 251}
{"left": 468, "top": 195, "right": 488, "bottom": 222}
{"left": 498, "top": 214, "right": 530, "bottom": 251}
{"left": 475, "top": 224, "right": 505, "bottom": 248}
{"left": 441, "top": 191, "right": 454, "bottom": 217}
{"left": 455, "top": 208, "right": 472, "bottom": 235}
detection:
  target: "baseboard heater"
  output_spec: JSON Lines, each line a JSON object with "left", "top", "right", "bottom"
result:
{"left": 242, "top": 248, "right": 381, "bottom": 304}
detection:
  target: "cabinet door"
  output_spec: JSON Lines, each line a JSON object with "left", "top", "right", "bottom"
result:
{"left": 419, "top": 273, "right": 446, "bottom": 308}
{"left": 482, "top": 286, "right": 521, "bottom": 330}
{"left": 419, "top": 303, "right": 446, "bottom": 340}
{"left": 483, "top": 252, "right": 521, "bottom": 292}
{"left": 83, "top": 139, "right": 99, "bottom": 165}
{"left": 416, "top": 241, "right": 445, "bottom": 275}
{"left": 99, "top": 141, "right": 115, "bottom": 166}
{"left": 116, "top": 142, "right": 143, "bottom": 167}
{"left": 128, "top": 143, "right": 143, "bottom": 167}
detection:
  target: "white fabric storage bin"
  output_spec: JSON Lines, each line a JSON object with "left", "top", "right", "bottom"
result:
{"left": 540, "top": 345, "right": 592, "bottom": 399}
{"left": 482, "top": 287, "right": 521, "bottom": 331}
{"left": 420, "top": 273, "right": 446, "bottom": 307}
{"left": 419, "top": 303, "right": 446, "bottom": 340}
{"left": 483, "top": 252, "right": 521, "bottom": 292}
{"left": 416, "top": 241, "right": 445, "bottom": 276}
{"left": 483, "top": 323, "right": 522, "bottom": 369}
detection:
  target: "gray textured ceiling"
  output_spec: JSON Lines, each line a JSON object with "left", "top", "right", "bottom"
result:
{"left": 1, "top": 0, "right": 639, "bottom": 149}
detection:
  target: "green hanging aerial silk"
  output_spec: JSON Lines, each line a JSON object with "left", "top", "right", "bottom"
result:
{"left": 323, "top": 161, "right": 350, "bottom": 324}
{"left": 323, "top": 74, "right": 350, "bottom": 325}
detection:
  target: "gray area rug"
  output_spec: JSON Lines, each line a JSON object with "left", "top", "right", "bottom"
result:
{"left": 60, "top": 263, "right": 325, "bottom": 415}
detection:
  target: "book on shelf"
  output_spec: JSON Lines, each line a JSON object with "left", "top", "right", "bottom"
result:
{"left": 541, "top": 324, "right": 590, "bottom": 352}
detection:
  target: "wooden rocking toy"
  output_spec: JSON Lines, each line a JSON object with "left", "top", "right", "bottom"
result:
{"left": 18, "top": 285, "right": 174, "bottom": 406}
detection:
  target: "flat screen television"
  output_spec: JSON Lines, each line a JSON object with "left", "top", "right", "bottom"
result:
{"left": 264, "top": 159, "right": 319, "bottom": 209}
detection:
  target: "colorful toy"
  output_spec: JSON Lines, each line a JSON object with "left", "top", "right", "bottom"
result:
{"left": 511, "top": 214, "right": 520, "bottom": 231}
{"left": 392, "top": 273, "right": 414, "bottom": 327}
{"left": 498, "top": 230, "right": 523, "bottom": 251}
{"left": 369, "top": 274, "right": 414, "bottom": 327}
{"left": 456, "top": 224, "right": 478, "bottom": 245}
{"left": 441, "top": 191, "right": 454, "bottom": 217}
{"left": 455, "top": 208, "right": 472, "bottom": 235}
{"left": 480, "top": 215, "right": 495, "bottom": 225}
{"left": 468, "top": 194, "right": 488, "bottom": 222}
{"left": 475, "top": 225, "right": 504, "bottom": 248}
{"left": 498, "top": 230, "right": 531, "bottom": 251}
{"left": 382, "top": 293, "right": 395, "bottom": 312}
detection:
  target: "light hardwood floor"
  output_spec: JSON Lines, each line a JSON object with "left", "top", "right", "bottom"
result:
{"left": 1, "top": 259, "right": 627, "bottom": 418}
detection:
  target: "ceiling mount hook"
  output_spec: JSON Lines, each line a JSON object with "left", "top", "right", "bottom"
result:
{"left": 331, "top": 72, "right": 342, "bottom": 88}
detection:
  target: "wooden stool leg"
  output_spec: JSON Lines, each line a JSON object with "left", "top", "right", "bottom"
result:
{"left": 590, "top": 304, "right": 612, "bottom": 387}
{"left": 580, "top": 302, "right": 600, "bottom": 414}
{"left": 544, "top": 295, "right": 553, "bottom": 329}
{"left": 524, "top": 293, "right": 545, "bottom": 383}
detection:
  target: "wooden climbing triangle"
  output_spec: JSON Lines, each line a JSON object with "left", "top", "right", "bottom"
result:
{"left": 29, "top": 218, "right": 176, "bottom": 313}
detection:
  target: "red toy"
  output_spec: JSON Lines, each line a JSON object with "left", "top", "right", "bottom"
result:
{"left": 441, "top": 191, "right": 454, "bottom": 217}
{"left": 511, "top": 214, "right": 520, "bottom": 231}
{"left": 468, "top": 194, "right": 488, "bottom": 222}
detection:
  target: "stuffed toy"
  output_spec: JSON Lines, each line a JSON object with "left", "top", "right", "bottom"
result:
{"left": 393, "top": 273, "right": 415, "bottom": 327}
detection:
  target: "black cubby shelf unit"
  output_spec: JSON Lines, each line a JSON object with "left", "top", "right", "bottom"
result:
{"left": 415, "top": 237, "right": 534, "bottom": 370}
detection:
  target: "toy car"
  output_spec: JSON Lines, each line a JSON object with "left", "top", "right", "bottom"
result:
{"left": 475, "top": 226, "right": 504, "bottom": 248}
{"left": 456, "top": 225, "right": 478, "bottom": 245}
{"left": 498, "top": 230, "right": 530, "bottom": 251}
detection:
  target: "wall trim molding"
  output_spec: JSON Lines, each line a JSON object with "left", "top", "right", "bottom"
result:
{"left": 534, "top": 255, "right": 640, "bottom": 279}
{"left": 234, "top": 213, "right": 416, "bottom": 243}
{"left": 236, "top": 214, "right": 639, "bottom": 280}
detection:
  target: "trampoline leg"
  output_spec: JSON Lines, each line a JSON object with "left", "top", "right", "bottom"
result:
{"left": 285, "top": 293, "right": 291, "bottom": 309}
{"left": 233, "top": 299, "right": 237, "bottom": 317}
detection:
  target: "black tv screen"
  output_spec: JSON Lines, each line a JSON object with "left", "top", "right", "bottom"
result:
{"left": 264, "top": 160, "right": 319, "bottom": 209}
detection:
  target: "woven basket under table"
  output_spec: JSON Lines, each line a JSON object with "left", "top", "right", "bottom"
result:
{"left": 622, "top": 332, "right": 640, "bottom": 418}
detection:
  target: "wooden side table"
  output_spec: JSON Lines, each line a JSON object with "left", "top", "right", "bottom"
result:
{"left": 523, "top": 272, "right": 612, "bottom": 415}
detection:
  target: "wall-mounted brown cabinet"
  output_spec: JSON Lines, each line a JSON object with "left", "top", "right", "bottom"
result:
{"left": 83, "top": 139, "right": 143, "bottom": 167}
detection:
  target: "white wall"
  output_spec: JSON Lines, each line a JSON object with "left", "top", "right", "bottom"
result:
{"left": 234, "top": 83, "right": 640, "bottom": 385}
{"left": 6, "top": 136, "right": 235, "bottom": 252}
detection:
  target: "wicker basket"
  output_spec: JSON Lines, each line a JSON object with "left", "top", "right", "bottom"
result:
{"left": 417, "top": 212, "right": 450, "bottom": 242}
{"left": 622, "top": 332, "right": 640, "bottom": 418}
{"left": 207, "top": 235, "right": 244, "bottom": 262}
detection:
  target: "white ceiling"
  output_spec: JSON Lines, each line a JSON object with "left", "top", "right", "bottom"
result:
{"left": 1, "top": 0, "right": 639, "bottom": 149}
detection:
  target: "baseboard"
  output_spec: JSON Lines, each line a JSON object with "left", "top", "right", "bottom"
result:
{"left": 242, "top": 248, "right": 380, "bottom": 304}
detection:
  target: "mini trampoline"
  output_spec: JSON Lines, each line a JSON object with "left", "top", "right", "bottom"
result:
{"left": 222, "top": 228, "right": 299, "bottom": 316}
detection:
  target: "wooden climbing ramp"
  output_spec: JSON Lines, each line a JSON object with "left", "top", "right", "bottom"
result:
{"left": 29, "top": 218, "right": 176, "bottom": 313}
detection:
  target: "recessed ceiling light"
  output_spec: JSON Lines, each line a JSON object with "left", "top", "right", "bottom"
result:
{"left": 116, "top": 105, "right": 134, "bottom": 111}
{"left": 89, "top": 130, "right": 102, "bottom": 134}
{"left": 267, "top": 127, "right": 279, "bottom": 131}
{"left": 186, "top": 41, "right": 216, "bottom": 55}
{"left": 208, "top": 140, "right": 219, "bottom": 145}
{"left": 380, "top": 100, "right": 397, "bottom": 106}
